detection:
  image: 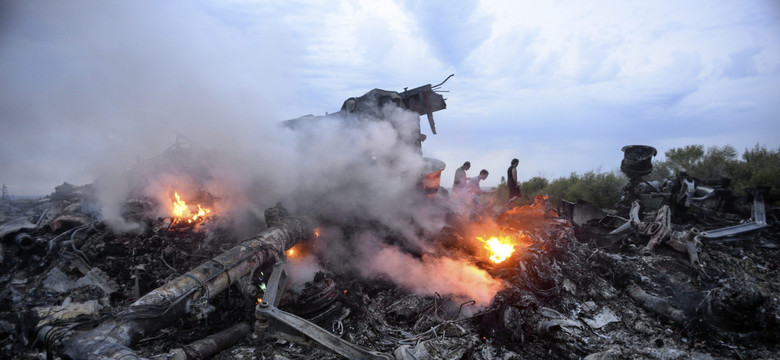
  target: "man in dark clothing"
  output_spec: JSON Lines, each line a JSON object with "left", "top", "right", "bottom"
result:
{"left": 507, "top": 158, "right": 521, "bottom": 202}
{"left": 453, "top": 161, "right": 471, "bottom": 193}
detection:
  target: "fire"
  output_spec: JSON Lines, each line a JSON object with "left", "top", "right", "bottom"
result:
{"left": 478, "top": 235, "right": 516, "bottom": 263}
{"left": 286, "top": 243, "right": 305, "bottom": 259}
{"left": 469, "top": 219, "right": 530, "bottom": 264}
{"left": 172, "top": 192, "right": 187, "bottom": 218}
{"left": 171, "top": 192, "right": 212, "bottom": 226}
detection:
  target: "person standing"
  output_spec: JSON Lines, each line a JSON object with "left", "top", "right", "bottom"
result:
{"left": 453, "top": 161, "right": 471, "bottom": 192}
{"left": 465, "top": 170, "right": 492, "bottom": 215}
{"left": 466, "top": 169, "right": 490, "bottom": 196}
{"left": 507, "top": 158, "right": 521, "bottom": 202}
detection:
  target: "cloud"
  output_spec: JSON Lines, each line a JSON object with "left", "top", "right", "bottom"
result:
{"left": 398, "top": 0, "right": 492, "bottom": 67}
{"left": 2, "top": 0, "right": 779, "bottom": 197}
{"left": 721, "top": 47, "right": 762, "bottom": 79}
{"left": 272, "top": 0, "right": 447, "bottom": 110}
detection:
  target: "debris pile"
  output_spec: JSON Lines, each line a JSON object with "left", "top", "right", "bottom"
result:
{"left": 0, "top": 179, "right": 777, "bottom": 359}
{"left": 1, "top": 85, "right": 777, "bottom": 359}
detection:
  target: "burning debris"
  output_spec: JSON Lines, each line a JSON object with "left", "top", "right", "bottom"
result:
{"left": 1, "top": 85, "right": 778, "bottom": 360}
{"left": 169, "top": 192, "right": 213, "bottom": 229}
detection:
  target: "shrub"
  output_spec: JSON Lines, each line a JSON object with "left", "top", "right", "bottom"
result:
{"left": 492, "top": 143, "right": 779, "bottom": 211}
{"left": 652, "top": 144, "right": 779, "bottom": 198}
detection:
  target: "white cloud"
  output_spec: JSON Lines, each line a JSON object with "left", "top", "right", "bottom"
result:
{"left": 1, "top": 0, "right": 779, "bottom": 195}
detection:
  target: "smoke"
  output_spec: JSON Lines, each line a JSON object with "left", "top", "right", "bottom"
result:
{"left": 286, "top": 253, "right": 324, "bottom": 291}
{"left": 358, "top": 241, "right": 505, "bottom": 307}
{"left": 0, "top": 0, "right": 297, "bottom": 196}
{"left": 2, "top": 0, "right": 504, "bottom": 307}
{"left": 93, "top": 172, "right": 140, "bottom": 233}
{"left": 86, "top": 101, "right": 434, "bottom": 232}
{"left": 299, "top": 228, "right": 504, "bottom": 309}
{"left": 0, "top": 0, "right": 439, "bottom": 236}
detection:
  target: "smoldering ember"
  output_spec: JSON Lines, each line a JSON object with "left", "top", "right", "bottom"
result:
{"left": 1, "top": 81, "right": 778, "bottom": 360}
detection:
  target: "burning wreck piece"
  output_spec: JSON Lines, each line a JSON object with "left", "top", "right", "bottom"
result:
{"left": 169, "top": 192, "right": 212, "bottom": 229}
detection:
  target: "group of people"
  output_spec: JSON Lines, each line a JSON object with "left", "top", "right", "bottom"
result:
{"left": 452, "top": 158, "right": 521, "bottom": 204}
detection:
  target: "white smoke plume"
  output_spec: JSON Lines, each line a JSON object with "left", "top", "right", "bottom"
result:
{"left": 2, "top": 0, "right": 503, "bottom": 307}
{"left": 358, "top": 242, "right": 505, "bottom": 307}
{"left": 286, "top": 253, "right": 324, "bottom": 291}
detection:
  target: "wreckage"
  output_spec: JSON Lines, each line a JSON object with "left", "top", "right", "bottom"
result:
{"left": 610, "top": 145, "right": 770, "bottom": 254}
{"left": 1, "top": 90, "right": 778, "bottom": 359}
{"left": 283, "top": 76, "right": 452, "bottom": 197}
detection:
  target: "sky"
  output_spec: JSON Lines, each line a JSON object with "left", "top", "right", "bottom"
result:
{"left": 1, "top": 0, "right": 779, "bottom": 196}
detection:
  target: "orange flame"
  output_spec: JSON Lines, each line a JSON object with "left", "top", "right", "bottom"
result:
{"left": 468, "top": 219, "right": 531, "bottom": 264}
{"left": 286, "top": 243, "right": 305, "bottom": 259}
{"left": 478, "top": 235, "right": 515, "bottom": 263}
{"left": 171, "top": 192, "right": 212, "bottom": 225}
{"left": 173, "top": 192, "right": 187, "bottom": 218}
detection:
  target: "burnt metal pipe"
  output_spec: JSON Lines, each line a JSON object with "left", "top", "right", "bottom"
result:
{"left": 58, "top": 214, "right": 315, "bottom": 360}
{"left": 536, "top": 320, "right": 562, "bottom": 336}
{"left": 14, "top": 233, "right": 35, "bottom": 250}
{"left": 167, "top": 323, "right": 252, "bottom": 360}
{"left": 627, "top": 283, "right": 686, "bottom": 325}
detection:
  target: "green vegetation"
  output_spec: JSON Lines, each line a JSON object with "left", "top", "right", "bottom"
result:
{"left": 494, "top": 144, "right": 780, "bottom": 209}
{"left": 495, "top": 171, "right": 624, "bottom": 209}
{"left": 650, "top": 144, "right": 780, "bottom": 195}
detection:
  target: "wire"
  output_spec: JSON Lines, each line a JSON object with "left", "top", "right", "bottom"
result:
{"left": 431, "top": 74, "right": 454, "bottom": 89}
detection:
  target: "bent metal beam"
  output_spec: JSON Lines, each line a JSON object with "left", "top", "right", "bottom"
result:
{"left": 54, "top": 212, "right": 316, "bottom": 360}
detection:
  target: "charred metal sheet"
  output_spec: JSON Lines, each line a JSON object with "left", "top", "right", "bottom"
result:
{"left": 0, "top": 217, "right": 35, "bottom": 240}
{"left": 256, "top": 303, "right": 393, "bottom": 360}
{"left": 283, "top": 77, "right": 450, "bottom": 136}
{"left": 401, "top": 83, "right": 447, "bottom": 135}
{"left": 256, "top": 261, "right": 393, "bottom": 360}
{"left": 571, "top": 200, "right": 606, "bottom": 226}
{"left": 609, "top": 200, "right": 641, "bottom": 235}
{"left": 668, "top": 228, "right": 701, "bottom": 266}
{"left": 700, "top": 188, "right": 767, "bottom": 239}
{"left": 643, "top": 205, "right": 672, "bottom": 251}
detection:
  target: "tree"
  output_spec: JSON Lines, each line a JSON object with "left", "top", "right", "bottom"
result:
{"left": 665, "top": 145, "right": 705, "bottom": 173}
{"left": 650, "top": 143, "right": 778, "bottom": 199}
{"left": 653, "top": 145, "right": 738, "bottom": 180}
{"left": 732, "top": 144, "right": 780, "bottom": 195}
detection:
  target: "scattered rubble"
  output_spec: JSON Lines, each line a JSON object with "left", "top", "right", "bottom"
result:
{"left": 1, "top": 84, "right": 778, "bottom": 360}
{"left": 0, "top": 180, "right": 776, "bottom": 359}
